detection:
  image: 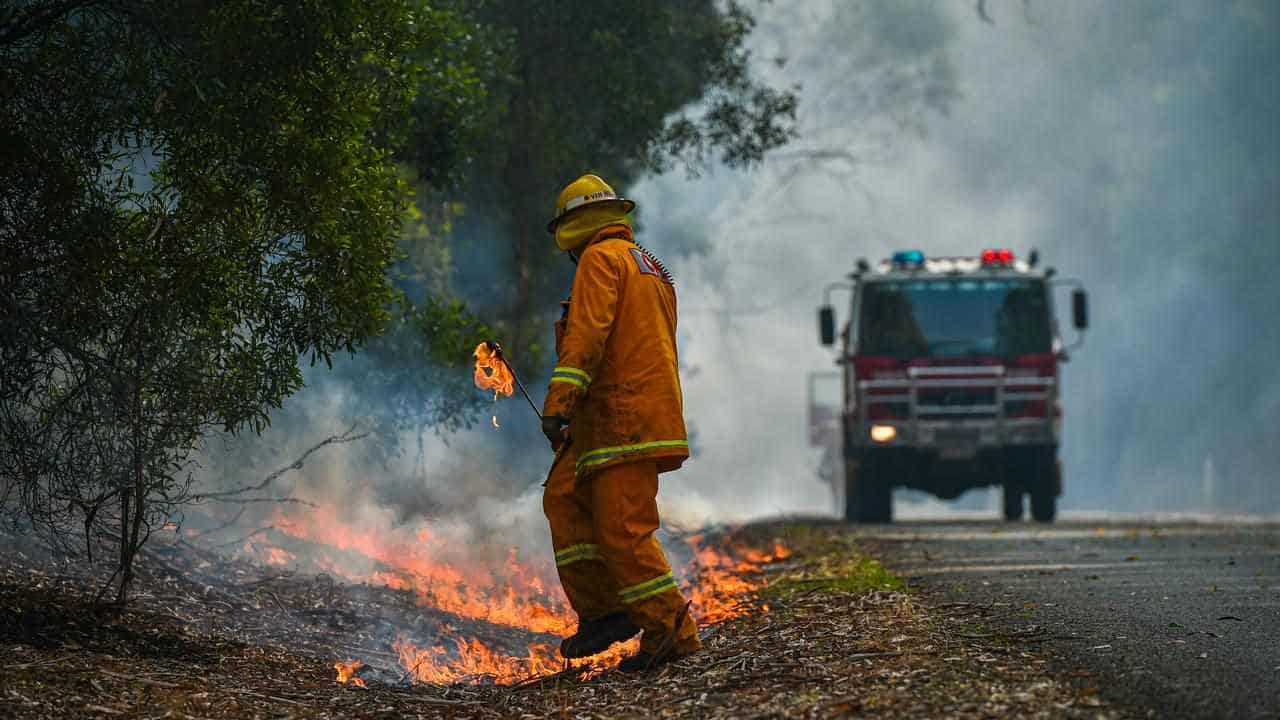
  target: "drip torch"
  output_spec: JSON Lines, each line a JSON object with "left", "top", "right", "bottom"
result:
{"left": 484, "top": 341, "right": 542, "bottom": 421}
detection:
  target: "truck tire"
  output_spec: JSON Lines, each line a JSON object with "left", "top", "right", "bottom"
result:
{"left": 1030, "top": 480, "right": 1056, "bottom": 522}
{"left": 845, "top": 451, "right": 892, "bottom": 523}
{"left": 1002, "top": 484, "right": 1024, "bottom": 521}
{"left": 842, "top": 458, "right": 859, "bottom": 522}
{"left": 1003, "top": 446, "right": 1056, "bottom": 523}
{"left": 1029, "top": 447, "right": 1057, "bottom": 523}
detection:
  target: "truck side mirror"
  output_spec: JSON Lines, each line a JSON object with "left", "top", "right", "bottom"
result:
{"left": 1072, "top": 289, "right": 1088, "bottom": 330}
{"left": 819, "top": 305, "right": 836, "bottom": 346}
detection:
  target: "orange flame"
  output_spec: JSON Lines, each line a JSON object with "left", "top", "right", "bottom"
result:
{"left": 473, "top": 342, "right": 514, "bottom": 399}
{"left": 242, "top": 543, "right": 295, "bottom": 567}
{"left": 275, "top": 508, "right": 572, "bottom": 636}
{"left": 335, "top": 659, "right": 367, "bottom": 687}
{"left": 267, "top": 505, "right": 786, "bottom": 686}
{"left": 264, "top": 547, "right": 295, "bottom": 566}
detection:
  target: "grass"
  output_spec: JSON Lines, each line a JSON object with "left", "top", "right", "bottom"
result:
{"left": 760, "top": 527, "right": 906, "bottom": 598}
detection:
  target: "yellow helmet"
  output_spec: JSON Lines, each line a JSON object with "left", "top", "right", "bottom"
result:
{"left": 546, "top": 174, "right": 636, "bottom": 236}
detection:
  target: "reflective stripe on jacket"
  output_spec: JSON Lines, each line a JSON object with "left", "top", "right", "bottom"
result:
{"left": 543, "top": 225, "right": 689, "bottom": 476}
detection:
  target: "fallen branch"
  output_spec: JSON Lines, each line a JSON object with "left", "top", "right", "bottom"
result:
{"left": 847, "top": 650, "right": 937, "bottom": 660}
{"left": 225, "top": 689, "right": 304, "bottom": 706}
{"left": 507, "top": 664, "right": 583, "bottom": 693}
{"left": 99, "top": 670, "right": 181, "bottom": 688}
{"left": 4, "top": 653, "right": 78, "bottom": 671}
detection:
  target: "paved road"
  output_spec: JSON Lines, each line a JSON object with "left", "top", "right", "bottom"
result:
{"left": 856, "top": 519, "right": 1280, "bottom": 719}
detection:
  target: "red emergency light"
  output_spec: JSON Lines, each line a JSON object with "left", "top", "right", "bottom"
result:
{"left": 981, "top": 248, "right": 1014, "bottom": 265}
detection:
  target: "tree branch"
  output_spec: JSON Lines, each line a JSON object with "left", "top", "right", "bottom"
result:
{"left": 191, "top": 424, "right": 367, "bottom": 502}
{"left": 0, "top": 1, "right": 108, "bottom": 48}
{"left": 205, "top": 497, "right": 316, "bottom": 507}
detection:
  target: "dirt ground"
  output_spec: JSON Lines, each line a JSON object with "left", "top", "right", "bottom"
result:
{"left": 0, "top": 522, "right": 1130, "bottom": 718}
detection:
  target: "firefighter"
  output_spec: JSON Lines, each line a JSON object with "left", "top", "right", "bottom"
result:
{"left": 540, "top": 173, "right": 700, "bottom": 672}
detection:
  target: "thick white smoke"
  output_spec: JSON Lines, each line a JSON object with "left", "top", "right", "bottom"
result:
{"left": 203, "top": 0, "right": 1280, "bottom": 540}
{"left": 634, "top": 0, "right": 1280, "bottom": 520}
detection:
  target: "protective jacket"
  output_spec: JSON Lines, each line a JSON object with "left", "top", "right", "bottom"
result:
{"left": 542, "top": 225, "right": 688, "bottom": 478}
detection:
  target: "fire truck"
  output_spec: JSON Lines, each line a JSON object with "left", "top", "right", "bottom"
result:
{"left": 810, "top": 249, "right": 1088, "bottom": 523}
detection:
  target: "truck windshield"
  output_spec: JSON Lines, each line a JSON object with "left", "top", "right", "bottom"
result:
{"left": 858, "top": 278, "right": 1051, "bottom": 358}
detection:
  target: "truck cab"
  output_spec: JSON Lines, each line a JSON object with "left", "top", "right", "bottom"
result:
{"left": 813, "top": 249, "right": 1088, "bottom": 523}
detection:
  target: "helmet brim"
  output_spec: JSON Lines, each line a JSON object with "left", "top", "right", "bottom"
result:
{"left": 546, "top": 198, "right": 636, "bottom": 234}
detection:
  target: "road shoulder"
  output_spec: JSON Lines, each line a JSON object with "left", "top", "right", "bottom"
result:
{"left": 860, "top": 520, "right": 1280, "bottom": 720}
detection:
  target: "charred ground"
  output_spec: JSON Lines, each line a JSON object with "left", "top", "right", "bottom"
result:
{"left": 0, "top": 522, "right": 1128, "bottom": 719}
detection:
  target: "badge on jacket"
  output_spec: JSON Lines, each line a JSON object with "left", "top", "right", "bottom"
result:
{"left": 629, "top": 248, "right": 674, "bottom": 285}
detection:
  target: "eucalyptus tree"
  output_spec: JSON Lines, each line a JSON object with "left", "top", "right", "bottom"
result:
{"left": 0, "top": 0, "right": 487, "bottom": 602}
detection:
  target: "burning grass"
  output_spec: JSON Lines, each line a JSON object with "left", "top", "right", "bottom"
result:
{"left": 334, "top": 659, "right": 366, "bottom": 687}
{"left": 260, "top": 501, "right": 792, "bottom": 684}
{"left": 0, "top": 521, "right": 1131, "bottom": 718}
{"left": 200, "top": 489, "right": 793, "bottom": 681}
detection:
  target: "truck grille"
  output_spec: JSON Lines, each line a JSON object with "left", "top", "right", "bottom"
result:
{"left": 915, "top": 386, "right": 996, "bottom": 419}
{"left": 857, "top": 365, "right": 1053, "bottom": 423}
{"left": 917, "top": 387, "right": 996, "bottom": 407}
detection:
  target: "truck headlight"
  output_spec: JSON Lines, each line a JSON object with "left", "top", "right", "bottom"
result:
{"left": 870, "top": 424, "right": 898, "bottom": 443}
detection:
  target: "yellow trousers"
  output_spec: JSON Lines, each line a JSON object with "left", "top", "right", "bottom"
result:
{"left": 543, "top": 450, "right": 700, "bottom": 655}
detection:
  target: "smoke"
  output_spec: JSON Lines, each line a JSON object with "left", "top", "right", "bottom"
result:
{"left": 632, "top": 0, "right": 1280, "bottom": 517}
{"left": 199, "top": 0, "right": 1280, "bottom": 548}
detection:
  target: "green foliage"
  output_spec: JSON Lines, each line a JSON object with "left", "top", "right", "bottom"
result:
{"left": 432, "top": 0, "right": 799, "bottom": 372}
{"left": 465, "top": 0, "right": 797, "bottom": 183}
{"left": 0, "top": 0, "right": 487, "bottom": 601}
{"left": 0, "top": 0, "right": 800, "bottom": 565}
{"left": 352, "top": 290, "right": 496, "bottom": 438}
{"left": 278, "top": 181, "right": 496, "bottom": 452}
{"left": 301, "top": 0, "right": 799, "bottom": 437}
{"left": 762, "top": 530, "right": 906, "bottom": 598}
{"left": 763, "top": 556, "right": 905, "bottom": 598}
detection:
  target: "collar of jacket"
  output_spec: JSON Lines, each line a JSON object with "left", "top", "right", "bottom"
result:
{"left": 585, "top": 224, "right": 634, "bottom": 247}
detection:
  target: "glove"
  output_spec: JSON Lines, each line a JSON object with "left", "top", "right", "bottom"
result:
{"left": 541, "top": 415, "right": 569, "bottom": 451}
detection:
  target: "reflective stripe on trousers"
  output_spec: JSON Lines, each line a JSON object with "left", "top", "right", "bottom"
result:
{"left": 555, "top": 543, "right": 602, "bottom": 567}
{"left": 618, "top": 570, "right": 677, "bottom": 604}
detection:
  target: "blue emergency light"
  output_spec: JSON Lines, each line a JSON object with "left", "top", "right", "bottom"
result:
{"left": 892, "top": 250, "right": 925, "bottom": 266}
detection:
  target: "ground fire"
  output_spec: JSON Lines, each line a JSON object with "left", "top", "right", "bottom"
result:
{"left": 334, "top": 660, "right": 366, "bottom": 687}
{"left": 257, "top": 341, "right": 795, "bottom": 684}
{"left": 250, "top": 504, "right": 788, "bottom": 686}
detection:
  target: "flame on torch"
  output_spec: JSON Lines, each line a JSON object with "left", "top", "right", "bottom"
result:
{"left": 473, "top": 342, "right": 515, "bottom": 399}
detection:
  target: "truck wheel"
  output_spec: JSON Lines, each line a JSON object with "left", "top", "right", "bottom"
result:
{"left": 1029, "top": 447, "right": 1057, "bottom": 523}
{"left": 1030, "top": 481, "right": 1056, "bottom": 522}
{"left": 1002, "top": 484, "right": 1024, "bottom": 521}
{"left": 845, "top": 451, "right": 892, "bottom": 523}
{"left": 842, "top": 457, "right": 858, "bottom": 522}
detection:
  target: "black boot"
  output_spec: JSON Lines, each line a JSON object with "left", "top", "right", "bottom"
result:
{"left": 559, "top": 613, "right": 641, "bottom": 659}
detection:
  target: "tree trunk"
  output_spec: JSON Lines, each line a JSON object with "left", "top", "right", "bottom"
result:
{"left": 116, "top": 366, "right": 146, "bottom": 606}
{"left": 116, "top": 453, "right": 146, "bottom": 605}
{"left": 501, "top": 59, "right": 542, "bottom": 374}
{"left": 116, "top": 477, "right": 131, "bottom": 605}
